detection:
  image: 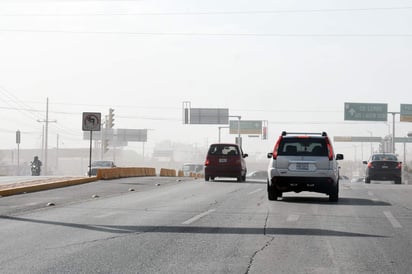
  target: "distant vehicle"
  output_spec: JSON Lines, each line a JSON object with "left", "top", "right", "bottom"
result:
{"left": 267, "top": 131, "right": 344, "bottom": 202}
{"left": 204, "top": 143, "right": 248, "bottom": 182}
{"left": 182, "top": 163, "right": 204, "bottom": 176}
{"left": 88, "top": 160, "right": 116, "bottom": 176}
{"left": 246, "top": 170, "right": 267, "bottom": 180}
{"left": 363, "top": 153, "right": 402, "bottom": 184}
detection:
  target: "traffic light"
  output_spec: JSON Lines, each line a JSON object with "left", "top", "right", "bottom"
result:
{"left": 108, "top": 108, "right": 115, "bottom": 128}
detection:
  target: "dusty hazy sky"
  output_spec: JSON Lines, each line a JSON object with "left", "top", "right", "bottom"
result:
{"left": 1, "top": 0, "right": 411, "bottom": 160}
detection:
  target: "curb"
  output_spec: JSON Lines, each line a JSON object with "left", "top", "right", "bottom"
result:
{"left": 0, "top": 177, "right": 98, "bottom": 197}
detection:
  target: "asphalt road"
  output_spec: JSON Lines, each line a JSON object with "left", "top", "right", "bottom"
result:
{"left": 1, "top": 177, "right": 411, "bottom": 273}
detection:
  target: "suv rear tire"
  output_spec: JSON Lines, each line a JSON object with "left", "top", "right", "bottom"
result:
{"left": 268, "top": 182, "right": 281, "bottom": 201}
{"left": 329, "top": 183, "right": 339, "bottom": 202}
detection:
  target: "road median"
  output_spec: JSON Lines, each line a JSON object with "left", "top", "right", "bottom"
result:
{"left": 0, "top": 177, "right": 98, "bottom": 197}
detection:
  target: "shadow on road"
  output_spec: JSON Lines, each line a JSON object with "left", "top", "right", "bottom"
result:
{"left": 279, "top": 197, "right": 391, "bottom": 206}
{"left": 205, "top": 179, "right": 266, "bottom": 185}
{"left": 1, "top": 215, "right": 386, "bottom": 238}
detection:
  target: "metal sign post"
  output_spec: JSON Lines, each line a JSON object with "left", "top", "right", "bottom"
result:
{"left": 82, "top": 112, "right": 101, "bottom": 177}
{"left": 16, "top": 130, "right": 21, "bottom": 175}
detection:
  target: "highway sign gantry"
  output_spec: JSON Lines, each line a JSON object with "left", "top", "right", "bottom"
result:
{"left": 400, "top": 104, "right": 412, "bottom": 122}
{"left": 344, "top": 102, "right": 388, "bottom": 121}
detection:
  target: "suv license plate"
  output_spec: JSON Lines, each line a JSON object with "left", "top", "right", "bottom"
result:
{"left": 296, "top": 163, "right": 309, "bottom": 170}
{"left": 219, "top": 158, "right": 227, "bottom": 163}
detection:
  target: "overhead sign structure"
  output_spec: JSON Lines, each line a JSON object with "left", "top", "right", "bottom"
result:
{"left": 344, "top": 103, "right": 387, "bottom": 122}
{"left": 394, "top": 137, "right": 412, "bottom": 143}
{"left": 229, "top": 120, "right": 262, "bottom": 135}
{"left": 83, "top": 128, "right": 148, "bottom": 144}
{"left": 400, "top": 104, "right": 412, "bottom": 122}
{"left": 82, "top": 112, "right": 101, "bottom": 131}
{"left": 334, "top": 136, "right": 383, "bottom": 143}
{"left": 188, "top": 108, "right": 229, "bottom": 125}
{"left": 115, "top": 129, "right": 147, "bottom": 142}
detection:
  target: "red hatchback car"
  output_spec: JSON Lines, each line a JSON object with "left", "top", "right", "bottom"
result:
{"left": 204, "top": 143, "right": 248, "bottom": 182}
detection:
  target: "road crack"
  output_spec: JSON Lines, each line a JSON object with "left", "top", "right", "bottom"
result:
{"left": 245, "top": 210, "right": 275, "bottom": 274}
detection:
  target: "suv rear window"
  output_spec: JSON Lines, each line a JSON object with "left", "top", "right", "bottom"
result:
{"left": 208, "top": 144, "right": 239, "bottom": 156}
{"left": 278, "top": 138, "right": 327, "bottom": 156}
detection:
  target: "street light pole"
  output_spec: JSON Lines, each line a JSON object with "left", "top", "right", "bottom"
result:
{"left": 367, "top": 130, "right": 373, "bottom": 155}
{"left": 37, "top": 98, "right": 56, "bottom": 175}
{"left": 388, "top": 112, "right": 400, "bottom": 153}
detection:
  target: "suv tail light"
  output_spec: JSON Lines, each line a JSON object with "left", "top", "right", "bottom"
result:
{"left": 367, "top": 162, "right": 374, "bottom": 168}
{"left": 396, "top": 162, "right": 402, "bottom": 169}
{"left": 205, "top": 158, "right": 210, "bottom": 166}
{"left": 325, "top": 137, "right": 334, "bottom": 160}
{"left": 272, "top": 136, "right": 282, "bottom": 159}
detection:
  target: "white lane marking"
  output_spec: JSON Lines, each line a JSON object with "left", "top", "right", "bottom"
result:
{"left": 182, "top": 209, "right": 216, "bottom": 225}
{"left": 247, "top": 188, "right": 262, "bottom": 195}
{"left": 383, "top": 211, "right": 402, "bottom": 228}
{"left": 287, "top": 214, "right": 300, "bottom": 222}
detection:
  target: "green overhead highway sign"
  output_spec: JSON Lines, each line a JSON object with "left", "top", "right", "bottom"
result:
{"left": 400, "top": 104, "right": 412, "bottom": 122}
{"left": 229, "top": 120, "right": 262, "bottom": 135}
{"left": 344, "top": 102, "right": 388, "bottom": 121}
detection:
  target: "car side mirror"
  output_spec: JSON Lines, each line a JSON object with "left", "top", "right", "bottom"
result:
{"left": 362, "top": 161, "right": 368, "bottom": 165}
{"left": 243, "top": 154, "right": 248, "bottom": 158}
{"left": 267, "top": 153, "right": 273, "bottom": 158}
{"left": 336, "top": 154, "right": 344, "bottom": 160}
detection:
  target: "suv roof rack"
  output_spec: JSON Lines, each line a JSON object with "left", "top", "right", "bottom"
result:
{"left": 281, "top": 131, "right": 328, "bottom": 137}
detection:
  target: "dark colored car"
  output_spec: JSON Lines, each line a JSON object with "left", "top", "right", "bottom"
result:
{"left": 204, "top": 143, "right": 248, "bottom": 182}
{"left": 363, "top": 153, "right": 402, "bottom": 184}
{"left": 88, "top": 160, "right": 116, "bottom": 176}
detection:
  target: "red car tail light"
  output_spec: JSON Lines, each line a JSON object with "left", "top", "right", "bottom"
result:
{"left": 272, "top": 136, "right": 282, "bottom": 159}
{"left": 396, "top": 162, "right": 402, "bottom": 169}
{"left": 367, "top": 162, "right": 374, "bottom": 168}
{"left": 325, "top": 137, "right": 334, "bottom": 160}
{"left": 205, "top": 159, "right": 210, "bottom": 166}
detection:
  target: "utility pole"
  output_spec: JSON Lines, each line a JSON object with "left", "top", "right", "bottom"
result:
{"left": 388, "top": 112, "right": 400, "bottom": 153}
{"left": 37, "top": 98, "right": 56, "bottom": 175}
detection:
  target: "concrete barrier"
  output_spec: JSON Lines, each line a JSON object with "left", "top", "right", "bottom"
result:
{"left": 0, "top": 177, "right": 98, "bottom": 197}
{"left": 97, "top": 167, "right": 157, "bottom": 180}
{"left": 159, "top": 168, "right": 177, "bottom": 177}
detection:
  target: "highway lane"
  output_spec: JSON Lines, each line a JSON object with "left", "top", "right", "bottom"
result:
{"left": 1, "top": 177, "right": 411, "bottom": 273}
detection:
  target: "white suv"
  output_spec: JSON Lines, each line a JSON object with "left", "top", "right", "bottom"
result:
{"left": 267, "top": 131, "right": 344, "bottom": 202}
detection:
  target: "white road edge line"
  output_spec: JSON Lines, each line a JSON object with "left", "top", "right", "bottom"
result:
{"left": 383, "top": 211, "right": 402, "bottom": 228}
{"left": 247, "top": 188, "right": 263, "bottom": 195}
{"left": 182, "top": 209, "right": 216, "bottom": 225}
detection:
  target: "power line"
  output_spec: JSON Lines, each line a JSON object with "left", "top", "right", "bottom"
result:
{"left": 1, "top": 6, "right": 412, "bottom": 16}
{"left": 1, "top": 28, "right": 411, "bottom": 37}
